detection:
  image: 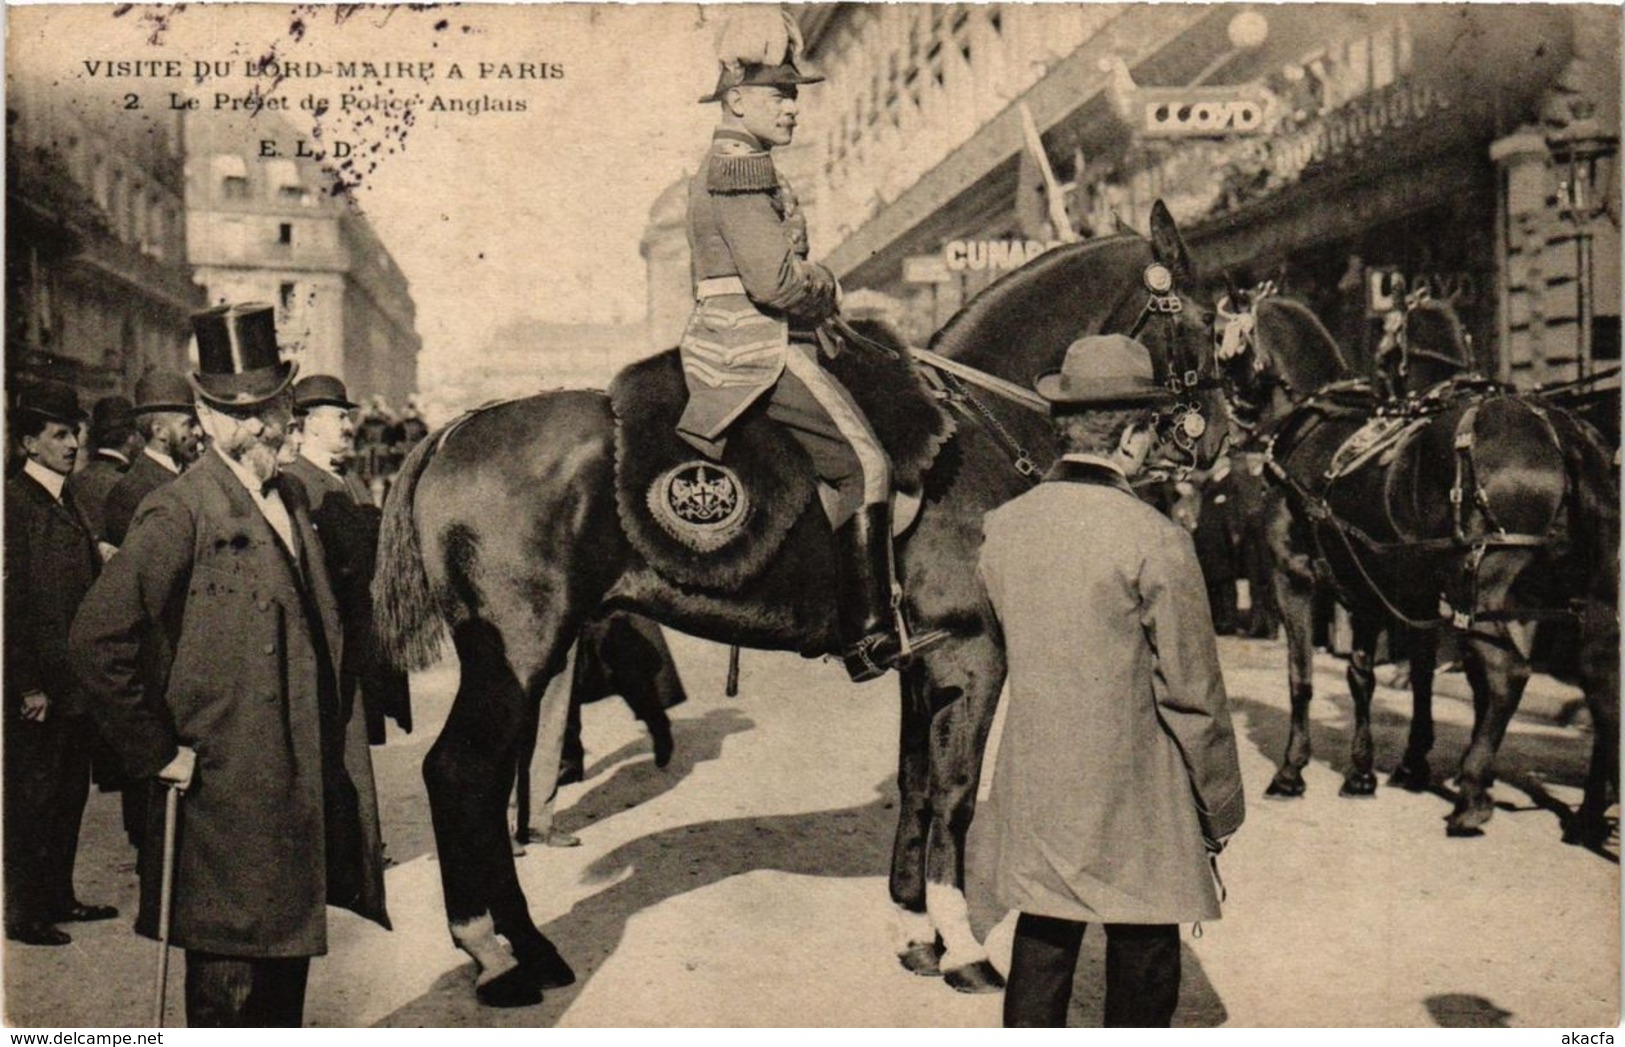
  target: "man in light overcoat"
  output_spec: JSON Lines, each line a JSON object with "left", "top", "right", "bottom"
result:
{"left": 71, "top": 305, "right": 389, "bottom": 1026}
{"left": 975, "top": 334, "right": 1245, "bottom": 1028}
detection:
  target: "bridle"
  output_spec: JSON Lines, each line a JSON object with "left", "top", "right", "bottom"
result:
{"left": 1129, "top": 262, "right": 1225, "bottom": 467}
{"left": 1215, "top": 283, "right": 1298, "bottom": 439}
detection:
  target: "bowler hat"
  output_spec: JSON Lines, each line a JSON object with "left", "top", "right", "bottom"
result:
{"left": 13, "top": 380, "right": 86, "bottom": 427}
{"left": 1033, "top": 334, "right": 1177, "bottom": 411}
{"left": 188, "top": 303, "right": 297, "bottom": 408}
{"left": 133, "top": 370, "right": 196, "bottom": 415}
{"left": 89, "top": 395, "right": 138, "bottom": 446}
{"left": 293, "top": 374, "right": 357, "bottom": 413}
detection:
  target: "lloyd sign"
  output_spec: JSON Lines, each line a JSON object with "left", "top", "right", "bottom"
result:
{"left": 1135, "top": 86, "right": 1272, "bottom": 138}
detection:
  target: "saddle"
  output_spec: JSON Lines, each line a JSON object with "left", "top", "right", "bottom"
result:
{"left": 607, "top": 342, "right": 953, "bottom": 592}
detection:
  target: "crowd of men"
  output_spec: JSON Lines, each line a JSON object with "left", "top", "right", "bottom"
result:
{"left": 4, "top": 304, "right": 410, "bottom": 1024}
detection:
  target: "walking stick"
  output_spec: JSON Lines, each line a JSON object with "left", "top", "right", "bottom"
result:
{"left": 725, "top": 645, "right": 741, "bottom": 698}
{"left": 153, "top": 784, "right": 179, "bottom": 1028}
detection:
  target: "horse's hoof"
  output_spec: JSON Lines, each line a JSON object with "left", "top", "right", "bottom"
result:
{"left": 514, "top": 945, "right": 577, "bottom": 990}
{"left": 1562, "top": 815, "right": 1613, "bottom": 848}
{"left": 898, "top": 939, "right": 944, "bottom": 977}
{"left": 1388, "top": 761, "right": 1431, "bottom": 792}
{"left": 475, "top": 965, "right": 544, "bottom": 1008}
{"left": 1339, "top": 771, "right": 1378, "bottom": 797}
{"left": 943, "top": 959, "right": 1005, "bottom": 994}
{"left": 651, "top": 723, "right": 674, "bottom": 769}
{"left": 1445, "top": 805, "right": 1491, "bottom": 838}
{"left": 1265, "top": 774, "right": 1306, "bottom": 798}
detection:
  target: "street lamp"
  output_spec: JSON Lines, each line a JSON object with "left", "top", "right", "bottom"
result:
{"left": 1546, "top": 114, "right": 1619, "bottom": 380}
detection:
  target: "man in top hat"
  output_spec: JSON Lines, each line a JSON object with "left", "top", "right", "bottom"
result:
{"left": 283, "top": 374, "right": 412, "bottom": 746}
{"left": 973, "top": 334, "right": 1244, "bottom": 1027}
{"left": 66, "top": 395, "right": 142, "bottom": 550}
{"left": 72, "top": 304, "right": 389, "bottom": 1026}
{"left": 680, "top": 4, "right": 933, "bottom": 683}
{"left": 4, "top": 380, "right": 120, "bottom": 946}
{"left": 103, "top": 370, "right": 202, "bottom": 548}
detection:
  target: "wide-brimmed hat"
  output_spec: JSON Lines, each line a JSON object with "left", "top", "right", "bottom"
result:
{"left": 698, "top": 5, "right": 822, "bottom": 103}
{"left": 89, "top": 395, "right": 138, "bottom": 445}
{"left": 1034, "top": 334, "right": 1177, "bottom": 410}
{"left": 132, "top": 370, "right": 196, "bottom": 415}
{"left": 188, "top": 303, "right": 297, "bottom": 408}
{"left": 293, "top": 374, "right": 357, "bottom": 413}
{"left": 13, "top": 380, "right": 87, "bottom": 427}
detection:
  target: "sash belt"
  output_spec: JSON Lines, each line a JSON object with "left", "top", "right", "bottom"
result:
{"left": 696, "top": 276, "right": 747, "bottom": 300}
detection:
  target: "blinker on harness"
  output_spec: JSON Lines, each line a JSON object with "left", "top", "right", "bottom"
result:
{"left": 1264, "top": 386, "right": 1577, "bottom": 634}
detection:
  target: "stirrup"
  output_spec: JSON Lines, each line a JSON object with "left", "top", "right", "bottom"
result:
{"left": 892, "top": 583, "right": 949, "bottom": 661}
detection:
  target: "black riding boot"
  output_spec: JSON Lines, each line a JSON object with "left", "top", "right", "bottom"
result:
{"left": 836, "top": 503, "right": 942, "bottom": 682}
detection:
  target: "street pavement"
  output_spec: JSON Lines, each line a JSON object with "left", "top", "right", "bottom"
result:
{"left": 4, "top": 632, "right": 1617, "bottom": 1028}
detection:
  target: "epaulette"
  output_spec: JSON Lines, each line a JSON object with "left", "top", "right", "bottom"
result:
{"left": 707, "top": 150, "right": 778, "bottom": 193}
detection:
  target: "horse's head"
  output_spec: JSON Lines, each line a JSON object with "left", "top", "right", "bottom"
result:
{"left": 1133, "top": 201, "right": 1228, "bottom": 474}
{"left": 1216, "top": 285, "right": 1351, "bottom": 437}
{"left": 1376, "top": 285, "right": 1473, "bottom": 397}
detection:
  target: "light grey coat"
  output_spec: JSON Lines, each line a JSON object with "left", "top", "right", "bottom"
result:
{"left": 976, "top": 462, "right": 1245, "bottom": 924}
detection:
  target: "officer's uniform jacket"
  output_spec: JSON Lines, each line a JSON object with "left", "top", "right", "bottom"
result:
{"left": 677, "top": 128, "right": 839, "bottom": 453}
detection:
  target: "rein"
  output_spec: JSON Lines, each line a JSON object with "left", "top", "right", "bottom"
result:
{"left": 830, "top": 262, "right": 1219, "bottom": 488}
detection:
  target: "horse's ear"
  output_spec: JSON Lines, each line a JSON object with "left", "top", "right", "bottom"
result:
{"left": 1148, "top": 200, "right": 1195, "bottom": 287}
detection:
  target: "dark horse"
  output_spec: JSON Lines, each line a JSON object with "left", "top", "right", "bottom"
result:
{"left": 1216, "top": 288, "right": 1619, "bottom": 842}
{"left": 371, "top": 202, "right": 1226, "bottom": 1006}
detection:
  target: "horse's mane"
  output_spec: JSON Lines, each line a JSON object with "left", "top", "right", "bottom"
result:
{"left": 1407, "top": 299, "right": 1472, "bottom": 365}
{"left": 928, "top": 235, "right": 1144, "bottom": 361}
{"left": 1256, "top": 296, "right": 1351, "bottom": 391}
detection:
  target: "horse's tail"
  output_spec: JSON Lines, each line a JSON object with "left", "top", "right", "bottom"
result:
{"left": 373, "top": 428, "right": 450, "bottom": 671}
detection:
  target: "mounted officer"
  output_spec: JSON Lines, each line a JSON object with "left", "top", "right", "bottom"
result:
{"left": 679, "top": 5, "right": 935, "bottom": 682}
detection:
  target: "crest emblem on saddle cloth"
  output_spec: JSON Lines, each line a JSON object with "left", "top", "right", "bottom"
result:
{"left": 648, "top": 461, "right": 750, "bottom": 551}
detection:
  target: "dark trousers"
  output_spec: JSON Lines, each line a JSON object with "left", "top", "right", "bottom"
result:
{"left": 1003, "top": 913, "right": 1181, "bottom": 1028}
{"left": 185, "top": 952, "right": 311, "bottom": 1027}
{"left": 3, "top": 713, "right": 93, "bottom": 925}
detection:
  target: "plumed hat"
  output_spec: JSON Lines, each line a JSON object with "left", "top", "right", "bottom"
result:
{"left": 699, "top": 5, "right": 823, "bottom": 104}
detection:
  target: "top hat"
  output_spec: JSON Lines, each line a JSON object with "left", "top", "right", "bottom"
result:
{"left": 189, "top": 303, "right": 297, "bottom": 408}
{"left": 293, "top": 374, "right": 357, "bottom": 413}
{"left": 13, "top": 380, "right": 87, "bottom": 427}
{"left": 133, "top": 369, "right": 197, "bottom": 415}
{"left": 89, "top": 395, "right": 138, "bottom": 446}
{"left": 698, "top": 5, "right": 822, "bottom": 103}
{"left": 1034, "top": 334, "right": 1176, "bottom": 411}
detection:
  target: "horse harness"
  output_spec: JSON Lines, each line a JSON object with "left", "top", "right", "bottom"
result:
{"left": 834, "top": 262, "right": 1220, "bottom": 489}
{"left": 1263, "top": 380, "right": 1579, "bottom": 633}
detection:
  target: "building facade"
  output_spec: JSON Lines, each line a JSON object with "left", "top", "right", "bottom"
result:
{"left": 184, "top": 110, "right": 422, "bottom": 404}
{"left": 780, "top": 4, "right": 1617, "bottom": 385}
{"left": 6, "top": 52, "right": 202, "bottom": 398}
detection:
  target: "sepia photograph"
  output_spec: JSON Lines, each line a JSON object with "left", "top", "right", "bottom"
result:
{"left": 1, "top": 0, "right": 1620, "bottom": 1030}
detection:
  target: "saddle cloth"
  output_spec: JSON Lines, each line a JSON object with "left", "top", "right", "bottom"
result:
{"left": 608, "top": 338, "right": 953, "bottom": 592}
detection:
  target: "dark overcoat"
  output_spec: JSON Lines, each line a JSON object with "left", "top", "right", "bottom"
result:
{"left": 283, "top": 456, "right": 411, "bottom": 738}
{"left": 70, "top": 452, "right": 389, "bottom": 957}
{"left": 975, "top": 462, "right": 1245, "bottom": 925}
{"left": 5, "top": 472, "right": 98, "bottom": 715}
{"left": 103, "top": 453, "right": 181, "bottom": 547}
{"left": 64, "top": 452, "right": 128, "bottom": 544}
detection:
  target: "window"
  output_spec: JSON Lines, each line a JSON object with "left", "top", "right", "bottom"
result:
{"left": 211, "top": 154, "right": 249, "bottom": 201}
{"left": 279, "top": 282, "right": 296, "bottom": 313}
{"left": 266, "top": 159, "right": 304, "bottom": 201}
{"left": 277, "top": 222, "right": 293, "bottom": 246}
